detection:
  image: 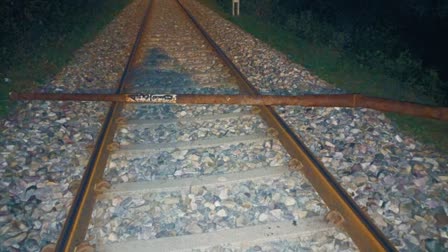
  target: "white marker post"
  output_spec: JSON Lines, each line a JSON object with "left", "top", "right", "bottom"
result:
{"left": 232, "top": 0, "right": 240, "bottom": 16}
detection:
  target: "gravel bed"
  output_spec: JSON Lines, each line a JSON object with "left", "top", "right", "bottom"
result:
{"left": 121, "top": 104, "right": 252, "bottom": 120}
{"left": 116, "top": 115, "right": 266, "bottom": 145}
{"left": 182, "top": 0, "right": 448, "bottom": 250}
{"left": 130, "top": 68, "right": 235, "bottom": 88}
{"left": 0, "top": 0, "right": 146, "bottom": 250}
{"left": 105, "top": 139, "right": 289, "bottom": 183}
{"left": 2, "top": 0, "right": 444, "bottom": 250}
{"left": 92, "top": 174, "right": 328, "bottom": 243}
{"left": 150, "top": 60, "right": 226, "bottom": 73}
{"left": 192, "top": 234, "right": 356, "bottom": 252}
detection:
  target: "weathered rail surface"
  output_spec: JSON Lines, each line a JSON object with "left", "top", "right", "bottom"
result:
{"left": 48, "top": 0, "right": 398, "bottom": 251}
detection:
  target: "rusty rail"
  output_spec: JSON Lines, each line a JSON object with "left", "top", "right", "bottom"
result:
{"left": 10, "top": 92, "right": 448, "bottom": 121}
{"left": 178, "top": 0, "right": 397, "bottom": 250}
{"left": 24, "top": 0, "right": 411, "bottom": 250}
{"left": 52, "top": 0, "right": 154, "bottom": 250}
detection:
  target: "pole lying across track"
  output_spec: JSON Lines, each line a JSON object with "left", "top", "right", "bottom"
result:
{"left": 10, "top": 92, "right": 448, "bottom": 121}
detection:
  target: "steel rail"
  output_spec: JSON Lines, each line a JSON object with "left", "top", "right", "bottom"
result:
{"left": 54, "top": 0, "right": 154, "bottom": 251}
{"left": 50, "top": 0, "right": 398, "bottom": 250}
{"left": 11, "top": 92, "right": 448, "bottom": 121}
{"left": 176, "top": 0, "right": 396, "bottom": 251}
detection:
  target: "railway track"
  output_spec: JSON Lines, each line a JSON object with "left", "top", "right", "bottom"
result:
{"left": 50, "top": 0, "right": 396, "bottom": 251}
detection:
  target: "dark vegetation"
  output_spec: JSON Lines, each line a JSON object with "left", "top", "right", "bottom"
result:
{"left": 204, "top": 0, "right": 448, "bottom": 151}
{"left": 0, "top": 0, "right": 131, "bottom": 114}
{"left": 218, "top": 0, "right": 448, "bottom": 105}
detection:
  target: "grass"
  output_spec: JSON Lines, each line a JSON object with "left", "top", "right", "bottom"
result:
{"left": 0, "top": 0, "right": 132, "bottom": 116}
{"left": 200, "top": 0, "right": 448, "bottom": 152}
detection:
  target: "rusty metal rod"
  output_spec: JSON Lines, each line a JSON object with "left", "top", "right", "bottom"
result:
{"left": 10, "top": 92, "right": 448, "bottom": 121}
